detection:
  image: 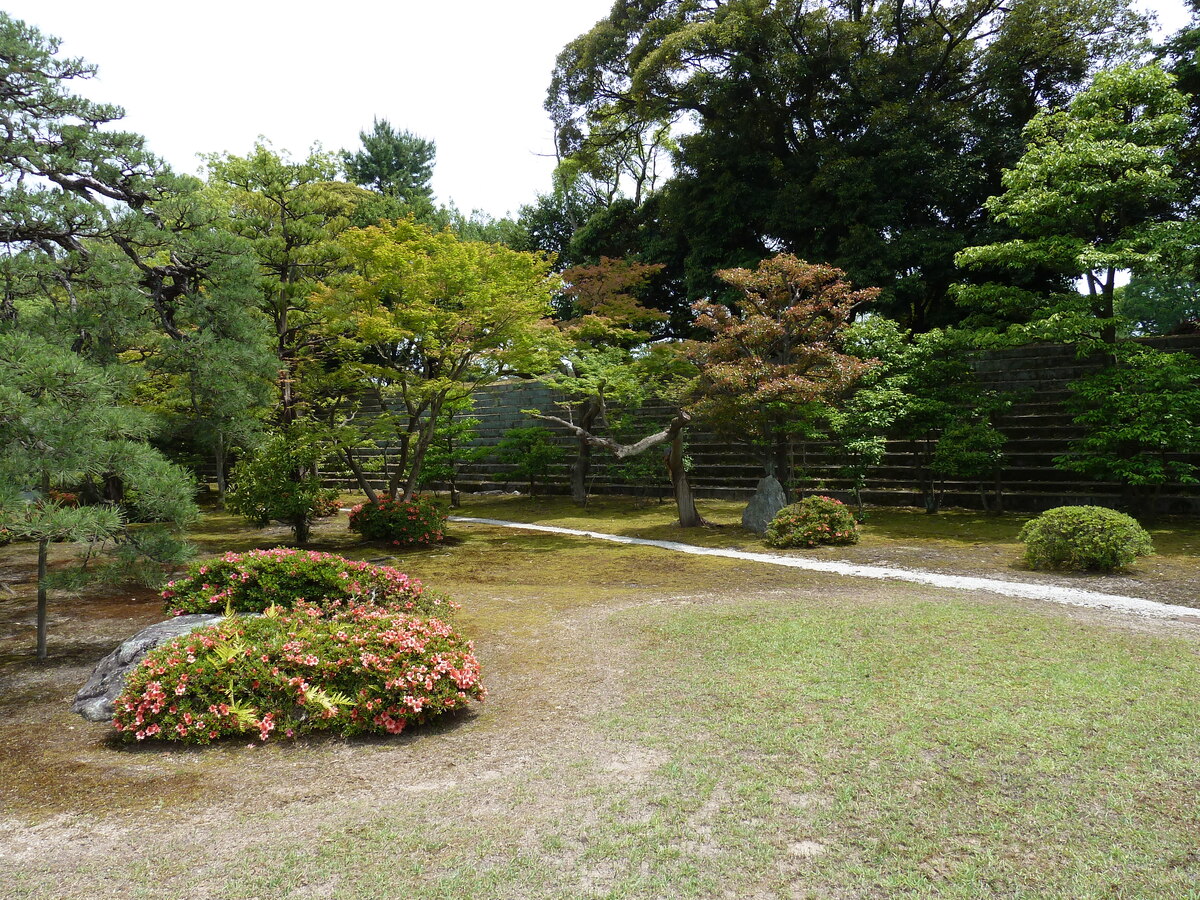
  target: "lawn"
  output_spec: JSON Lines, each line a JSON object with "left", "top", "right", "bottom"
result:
{"left": 1, "top": 498, "right": 1198, "bottom": 898}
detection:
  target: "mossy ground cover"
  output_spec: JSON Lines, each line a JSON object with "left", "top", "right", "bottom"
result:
{"left": 450, "top": 493, "right": 1200, "bottom": 609}
{"left": 1, "top": 498, "right": 1199, "bottom": 898}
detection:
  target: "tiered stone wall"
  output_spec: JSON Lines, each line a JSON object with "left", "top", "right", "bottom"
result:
{"left": 328, "top": 335, "right": 1200, "bottom": 514}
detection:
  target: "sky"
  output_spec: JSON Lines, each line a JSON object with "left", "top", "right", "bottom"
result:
{"left": 4, "top": 0, "right": 616, "bottom": 219}
{"left": 4, "top": 0, "right": 1194, "bottom": 221}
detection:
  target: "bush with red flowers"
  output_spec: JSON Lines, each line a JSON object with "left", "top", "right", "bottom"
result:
{"left": 348, "top": 496, "right": 447, "bottom": 547}
{"left": 161, "top": 548, "right": 452, "bottom": 618}
{"left": 766, "top": 495, "right": 860, "bottom": 548}
{"left": 112, "top": 599, "right": 485, "bottom": 744}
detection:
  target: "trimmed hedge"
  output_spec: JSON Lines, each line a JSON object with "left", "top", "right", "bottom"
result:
{"left": 766, "top": 496, "right": 860, "bottom": 548}
{"left": 1018, "top": 505, "right": 1154, "bottom": 572}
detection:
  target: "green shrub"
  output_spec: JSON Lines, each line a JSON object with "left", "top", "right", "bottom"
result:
{"left": 766, "top": 495, "right": 860, "bottom": 548}
{"left": 494, "top": 426, "right": 563, "bottom": 497}
{"left": 347, "top": 496, "right": 447, "bottom": 546}
{"left": 1018, "top": 505, "right": 1154, "bottom": 572}
{"left": 113, "top": 599, "right": 485, "bottom": 743}
{"left": 226, "top": 430, "right": 336, "bottom": 544}
{"left": 161, "top": 549, "right": 451, "bottom": 618}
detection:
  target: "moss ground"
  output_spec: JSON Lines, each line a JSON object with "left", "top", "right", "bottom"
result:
{"left": 1, "top": 497, "right": 1198, "bottom": 898}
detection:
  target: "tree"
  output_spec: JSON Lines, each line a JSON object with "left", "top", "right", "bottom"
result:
{"left": 342, "top": 118, "right": 436, "bottom": 207}
{"left": 1054, "top": 343, "right": 1200, "bottom": 512}
{"left": 494, "top": 427, "right": 564, "bottom": 497}
{"left": 542, "top": 256, "right": 669, "bottom": 504}
{"left": 549, "top": 0, "right": 1149, "bottom": 330}
{"left": 1116, "top": 275, "right": 1200, "bottom": 334}
{"left": 203, "top": 143, "right": 364, "bottom": 426}
{"left": 956, "top": 63, "right": 1189, "bottom": 346}
{"left": 414, "top": 397, "right": 489, "bottom": 507}
{"left": 838, "top": 318, "right": 1010, "bottom": 513}
{"left": 315, "top": 218, "right": 558, "bottom": 504}
{"left": 689, "top": 256, "right": 877, "bottom": 490}
{"left": 225, "top": 427, "right": 336, "bottom": 545}
{"left": 0, "top": 332, "right": 196, "bottom": 660}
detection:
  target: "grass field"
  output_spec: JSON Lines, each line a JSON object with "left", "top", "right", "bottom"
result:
{"left": 1, "top": 497, "right": 1198, "bottom": 898}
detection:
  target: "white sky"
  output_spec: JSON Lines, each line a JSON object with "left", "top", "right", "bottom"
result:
{"left": 4, "top": 0, "right": 1194, "bottom": 220}
{"left": 4, "top": 0, "right": 616, "bottom": 219}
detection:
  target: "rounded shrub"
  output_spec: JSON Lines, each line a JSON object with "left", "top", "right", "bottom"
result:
{"left": 161, "top": 548, "right": 451, "bottom": 618}
{"left": 1018, "top": 505, "right": 1154, "bottom": 572}
{"left": 113, "top": 599, "right": 485, "bottom": 743}
{"left": 766, "top": 495, "right": 860, "bottom": 548}
{"left": 348, "top": 496, "right": 447, "bottom": 547}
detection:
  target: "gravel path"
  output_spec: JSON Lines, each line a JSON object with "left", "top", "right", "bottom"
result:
{"left": 450, "top": 516, "right": 1200, "bottom": 623}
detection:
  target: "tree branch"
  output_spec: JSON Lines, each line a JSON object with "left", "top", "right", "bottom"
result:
{"left": 532, "top": 408, "right": 691, "bottom": 459}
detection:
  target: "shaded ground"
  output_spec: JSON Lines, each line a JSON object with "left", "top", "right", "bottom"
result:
{"left": 1, "top": 502, "right": 1198, "bottom": 898}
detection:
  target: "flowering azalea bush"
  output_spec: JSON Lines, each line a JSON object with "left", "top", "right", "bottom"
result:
{"left": 310, "top": 490, "right": 343, "bottom": 519}
{"left": 766, "top": 495, "right": 860, "bottom": 548}
{"left": 1019, "top": 505, "right": 1153, "bottom": 572}
{"left": 348, "top": 496, "right": 447, "bottom": 547}
{"left": 113, "top": 599, "right": 485, "bottom": 743}
{"left": 161, "top": 549, "right": 451, "bottom": 618}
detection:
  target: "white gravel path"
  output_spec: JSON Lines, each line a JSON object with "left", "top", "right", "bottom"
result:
{"left": 450, "top": 516, "right": 1200, "bottom": 622}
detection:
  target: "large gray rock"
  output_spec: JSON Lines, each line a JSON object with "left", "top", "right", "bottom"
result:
{"left": 742, "top": 475, "right": 788, "bottom": 535}
{"left": 72, "top": 614, "right": 224, "bottom": 722}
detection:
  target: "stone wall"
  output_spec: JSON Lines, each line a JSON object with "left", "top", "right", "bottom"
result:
{"left": 325, "top": 335, "right": 1200, "bottom": 514}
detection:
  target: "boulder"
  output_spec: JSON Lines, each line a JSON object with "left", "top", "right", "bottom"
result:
{"left": 72, "top": 614, "right": 223, "bottom": 722}
{"left": 742, "top": 475, "right": 788, "bottom": 535}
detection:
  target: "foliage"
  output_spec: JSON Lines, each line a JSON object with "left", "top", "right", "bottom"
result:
{"left": 690, "top": 256, "right": 876, "bottom": 484}
{"left": 838, "top": 317, "right": 1009, "bottom": 513}
{"left": 1116, "top": 275, "right": 1200, "bottom": 334}
{"left": 314, "top": 217, "right": 558, "bottom": 502}
{"left": 113, "top": 599, "right": 483, "bottom": 743}
{"left": 1019, "top": 505, "right": 1153, "bottom": 571}
{"left": 415, "top": 397, "right": 489, "bottom": 507}
{"left": 548, "top": 0, "right": 1149, "bottom": 329}
{"left": 341, "top": 117, "right": 436, "bottom": 207}
{"left": 1055, "top": 343, "right": 1200, "bottom": 492}
{"left": 766, "top": 496, "right": 860, "bottom": 549}
{"left": 348, "top": 496, "right": 448, "bottom": 547}
{"left": 956, "top": 64, "right": 1189, "bottom": 346}
{"left": 494, "top": 427, "right": 564, "bottom": 497}
{"left": 0, "top": 331, "right": 197, "bottom": 657}
{"left": 162, "top": 548, "right": 446, "bottom": 618}
{"left": 225, "top": 430, "right": 337, "bottom": 545}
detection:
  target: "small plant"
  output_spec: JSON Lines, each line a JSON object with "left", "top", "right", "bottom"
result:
{"left": 348, "top": 496, "right": 447, "bottom": 547}
{"left": 766, "top": 495, "right": 860, "bottom": 548}
{"left": 494, "top": 426, "right": 563, "bottom": 497}
{"left": 1018, "top": 505, "right": 1154, "bottom": 572}
{"left": 310, "top": 491, "right": 343, "bottom": 519}
{"left": 112, "top": 599, "right": 485, "bottom": 743}
{"left": 226, "top": 429, "right": 331, "bottom": 544}
{"left": 161, "top": 549, "right": 450, "bottom": 618}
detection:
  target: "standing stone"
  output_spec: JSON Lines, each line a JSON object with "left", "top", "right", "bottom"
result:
{"left": 742, "top": 475, "right": 788, "bottom": 535}
{"left": 72, "top": 614, "right": 224, "bottom": 722}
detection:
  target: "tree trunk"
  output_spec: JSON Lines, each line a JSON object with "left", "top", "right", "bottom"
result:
{"left": 293, "top": 516, "right": 311, "bottom": 546}
{"left": 570, "top": 396, "right": 602, "bottom": 505}
{"left": 343, "top": 447, "right": 381, "bottom": 506}
{"left": 667, "top": 435, "right": 702, "bottom": 528}
{"left": 571, "top": 439, "right": 592, "bottom": 505}
{"left": 36, "top": 538, "right": 48, "bottom": 661}
{"left": 214, "top": 429, "right": 227, "bottom": 507}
